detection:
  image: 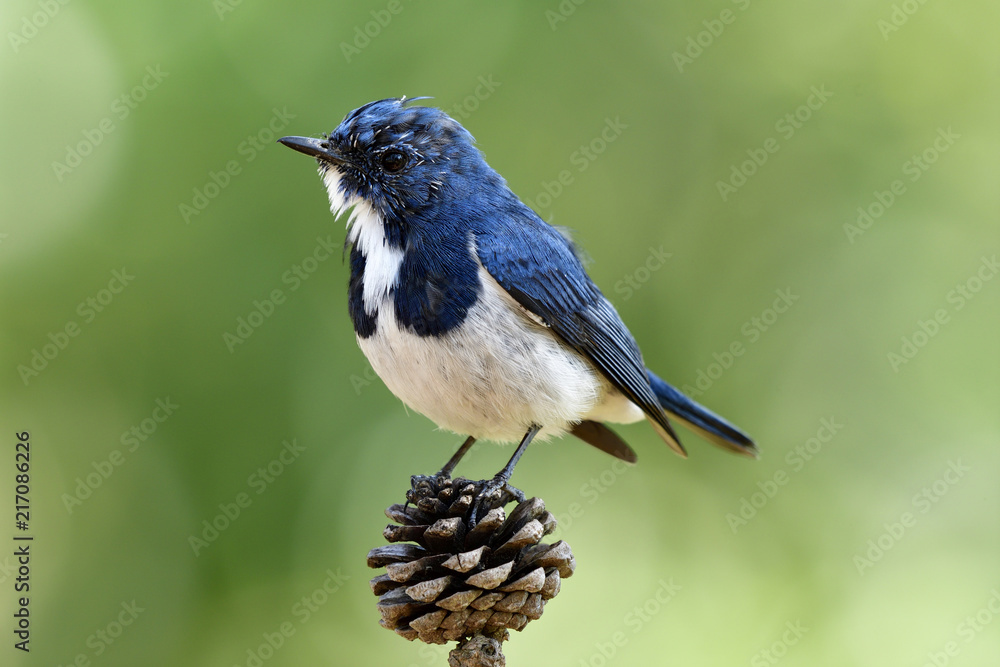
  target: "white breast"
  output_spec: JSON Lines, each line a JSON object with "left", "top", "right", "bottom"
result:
{"left": 358, "top": 265, "right": 643, "bottom": 442}
{"left": 324, "top": 167, "right": 404, "bottom": 314}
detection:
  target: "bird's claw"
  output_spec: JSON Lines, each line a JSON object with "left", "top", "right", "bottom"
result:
{"left": 406, "top": 472, "right": 453, "bottom": 510}
{"left": 469, "top": 475, "right": 524, "bottom": 526}
{"left": 407, "top": 472, "right": 523, "bottom": 526}
{"left": 411, "top": 471, "right": 452, "bottom": 488}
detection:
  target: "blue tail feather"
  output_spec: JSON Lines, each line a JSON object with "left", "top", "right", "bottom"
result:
{"left": 646, "top": 370, "right": 758, "bottom": 457}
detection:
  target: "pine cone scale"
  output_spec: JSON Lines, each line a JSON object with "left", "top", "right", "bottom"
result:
{"left": 436, "top": 588, "right": 482, "bottom": 611}
{"left": 405, "top": 574, "right": 454, "bottom": 602}
{"left": 498, "top": 566, "right": 545, "bottom": 593}
{"left": 441, "top": 545, "right": 488, "bottom": 573}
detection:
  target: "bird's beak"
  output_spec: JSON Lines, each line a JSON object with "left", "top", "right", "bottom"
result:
{"left": 278, "top": 136, "right": 347, "bottom": 164}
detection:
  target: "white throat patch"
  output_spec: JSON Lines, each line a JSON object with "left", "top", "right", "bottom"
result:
{"left": 322, "top": 167, "right": 403, "bottom": 315}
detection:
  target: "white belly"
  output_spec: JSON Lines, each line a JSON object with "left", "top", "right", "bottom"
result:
{"left": 358, "top": 267, "right": 644, "bottom": 442}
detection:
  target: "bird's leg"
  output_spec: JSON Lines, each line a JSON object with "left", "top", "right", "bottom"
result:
{"left": 409, "top": 436, "right": 477, "bottom": 503}
{"left": 470, "top": 425, "right": 540, "bottom": 525}
{"left": 437, "top": 436, "right": 477, "bottom": 478}
{"left": 492, "top": 425, "right": 540, "bottom": 488}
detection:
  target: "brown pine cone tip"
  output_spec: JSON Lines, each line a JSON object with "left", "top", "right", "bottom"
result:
{"left": 367, "top": 475, "right": 575, "bottom": 645}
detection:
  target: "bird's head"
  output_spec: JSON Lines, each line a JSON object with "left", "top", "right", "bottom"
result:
{"left": 279, "top": 97, "right": 487, "bottom": 234}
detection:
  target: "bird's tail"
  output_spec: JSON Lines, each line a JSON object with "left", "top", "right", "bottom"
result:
{"left": 646, "top": 370, "right": 759, "bottom": 458}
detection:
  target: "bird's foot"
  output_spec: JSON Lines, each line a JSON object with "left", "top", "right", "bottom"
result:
{"left": 469, "top": 475, "right": 524, "bottom": 527}
{"left": 411, "top": 471, "right": 452, "bottom": 489}
{"left": 406, "top": 472, "right": 453, "bottom": 510}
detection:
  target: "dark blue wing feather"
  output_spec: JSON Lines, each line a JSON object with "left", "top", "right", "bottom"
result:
{"left": 473, "top": 206, "right": 686, "bottom": 455}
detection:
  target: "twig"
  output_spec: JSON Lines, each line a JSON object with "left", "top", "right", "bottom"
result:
{"left": 447, "top": 633, "right": 506, "bottom": 667}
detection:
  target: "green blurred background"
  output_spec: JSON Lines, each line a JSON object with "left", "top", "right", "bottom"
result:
{"left": 2, "top": 1, "right": 998, "bottom": 665}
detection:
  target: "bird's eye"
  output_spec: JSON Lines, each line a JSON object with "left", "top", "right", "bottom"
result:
{"left": 381, "top": 150, "right": 407, "bottom": 173}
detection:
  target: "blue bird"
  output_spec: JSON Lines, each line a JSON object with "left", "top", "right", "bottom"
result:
{"left": 279, "top": 97, "right": 756, "bottom": 507}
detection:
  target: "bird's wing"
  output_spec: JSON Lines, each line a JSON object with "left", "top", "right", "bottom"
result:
{"left": 473, "top": 213, "right": 686, "bottom": 456}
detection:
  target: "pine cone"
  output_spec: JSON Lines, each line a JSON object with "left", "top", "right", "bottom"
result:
{"left": 367, "top": 476, "right": 575, "bottom": 645}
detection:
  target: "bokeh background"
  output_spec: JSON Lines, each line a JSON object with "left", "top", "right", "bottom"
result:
{"left": 2, "top": 1, "right": 998, "bottom": 665}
